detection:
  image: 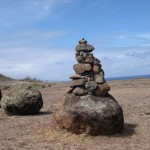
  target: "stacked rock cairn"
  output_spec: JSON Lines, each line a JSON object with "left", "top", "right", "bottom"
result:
{"left": 67, "top": 38, "right": 110, "bottom": 96}
{"left": 55, "top": 38, "right": 124, "bottom": 135}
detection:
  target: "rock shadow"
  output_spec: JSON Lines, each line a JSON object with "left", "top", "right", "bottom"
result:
{"left": 38, "top": 111, "right": 52, "bottom": 116}
{"left": 114, "top": 123, "right": 137, "bottom": 137}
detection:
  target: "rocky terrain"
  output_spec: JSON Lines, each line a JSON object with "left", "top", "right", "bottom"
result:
{"left": 0, "top": 78, "right": 150, "bottom": 150}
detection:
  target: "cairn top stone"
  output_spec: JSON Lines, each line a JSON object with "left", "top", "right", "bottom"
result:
{"left": 79, "top": 38, "right": 87, "bottom": 44}
{"left": 75, "top": 38, "right": 95, "bottom": 52}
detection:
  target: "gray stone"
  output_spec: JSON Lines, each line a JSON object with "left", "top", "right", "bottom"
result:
{"left": 73, "top": 87, "right": 87, "bottom": 96}
{"left": 94, "top": 83, "right": 110, "bottom": 96}
{"left": 76, "top": 55, "right": 84, "bottom": 63}
{"left": 70, "top": 74, "right": 82, "bottom": 79}
{"left": 75, "top": 44, "right": 94, "bottom": 52}
{"left": 79, "top": 51, "right": 84, "bottom": 56}
{"left": 66, "top": 87, "right": 74, "bottom": 93}
{"left": 73, "top": 63, "right": 92, "bottom": 74}
{"left": 94, "top": 58, "right": 101, "bottom": 65}
{"left": 82, "top": 52, "right": 88, "bottom": 59}
{"left": 85, "top": 56, "right": 94, "bottom": 64}
{"left": 70, "top": 79, "right": 86, "bottom": 87}
{"left": 1, "top": 82, "right": 43, "bottom": 115}
{"left": 54, "top": 93, "right": 124, "bottom": 135}
{"left": 85, "top": 81, "right": 98, "bottom": 94}
{"left": 94, "top": 72, "right": 106, "bottom": 83}
{"left": 93, "top": 65, "right": 100, "bottom": 73}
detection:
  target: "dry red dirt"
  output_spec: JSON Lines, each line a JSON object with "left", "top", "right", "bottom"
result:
{"left": 0, "top": 79, "right": 150, "bottom": 150}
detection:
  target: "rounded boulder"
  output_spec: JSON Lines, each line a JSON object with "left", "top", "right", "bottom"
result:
{"left": 54, "top": 93, "right": 124, "bottom": 135}
{"left": 1, "top": 82, "right": 43, "bottom": 115}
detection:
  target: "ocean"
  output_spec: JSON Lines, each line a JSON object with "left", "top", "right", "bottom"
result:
{"left": 106, "top": 74, "right": 150, "bottom": 81}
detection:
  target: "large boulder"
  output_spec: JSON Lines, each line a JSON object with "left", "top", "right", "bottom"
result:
{"left": 1, "top": 82, "right": 43, "bottom": 115}
{"left": 54, "top": 93, "right": 124, "bottom": 135}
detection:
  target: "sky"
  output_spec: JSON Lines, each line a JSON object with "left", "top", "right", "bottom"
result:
{"left": 0, "top": 0, "right": 150, "bottom": 81}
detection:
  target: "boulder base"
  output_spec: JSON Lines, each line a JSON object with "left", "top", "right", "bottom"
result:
{"left": 55, "top": 93, "right": 124, "bottom": 135}
{"left": 1, "top": 82, "right": 43, "bottom": 115}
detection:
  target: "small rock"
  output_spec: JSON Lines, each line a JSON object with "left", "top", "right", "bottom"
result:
{"left": 94, "top": 58, "right": 101, "bottom": 65}
{"left": 66, "top": 87, "right": 74, "bottom": 93}
{"left": 70, "top": 74, "right": 82, "bottom": 79}
{"left": 82, "top": 52, "right": 88, "bottom": 59}
{"left": 94, "top": 71, "right": 106, "bottom": 83}
{"left": 73, "top": 87, "right": 87, "bottom": 96}
{"left": 93, "top": 65, "right": 100, "bottom": 74}
{"left": 79, "top": 38, "right": 87, "bottom": 44}
{"left": 94, "top": 83, "right": 110, "bottom": 96}
{"left": 85, "top": 56, "right": 94, "bottom": 64}
{"left": 76, "top": 55, "right": 84, "bottom": 63}
{"left": 75, "top": 44, "right": 94, "bottom": 52}
{"left": 85, "top": 81, "right": 98, "bottom": 94}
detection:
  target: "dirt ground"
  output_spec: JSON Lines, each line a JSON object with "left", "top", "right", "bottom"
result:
{"left": 0, "top": 78, "right": 150, "bottom": 150}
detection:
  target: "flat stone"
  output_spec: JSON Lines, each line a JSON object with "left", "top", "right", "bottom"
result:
{"left": 70, "top": 79, "right": 86, "bottom": 87}
{"left": 75, "top": 44, "right": 94, "bottom": 52}
{"left": 94, "top": 71, "right": 106, "bottom": 83}
{"left": 73, "top": 63, "right": 92, "bottom": 74}
{"left": 70, "top": 74, "right": 82, "bottom": 79}
{"left": 94, "top": 83, "right": 110, "bottom": 96}
{"left": 82, "top": 52, "right": 88, "bottom": 59}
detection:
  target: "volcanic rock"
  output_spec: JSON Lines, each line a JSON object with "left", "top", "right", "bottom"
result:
{"left": 94, "top": 72, "right": 106, "bottom": 83}
{"left": 70, "top": 79, "right": 86, "bottom": 87}
{"left": 73, "top": 64, "right": 92, "bottom": 74}
{"left": 75, "top": 44, "right": 94, "bottom": 52}
{"left": 85, "top": 81, "right": 98, "bottom": 94}
{"left": 93, "top": 65, "right": 100, "bottom": 74}
{"left": 85, "top": 56, "right": 94, "bottom": 64}
{"left": 55, "top": 93, "right": 124, "bottom": 135}
{"left": 70, "top": 74, "right": 82, "bottom": 79}
{"left": 76, "top": 55, "right": 84, "bottom": 63}
{"left": 1, "top": 82, "right": 43, "bottom": 115}
{"left": 73, "top": 87, "right": 87, "bottom": 96}
{"left": 55, "top": 38, "right": 124, "bottom": 135}
{"left": 94, "top": 83, "right": 110, "bottom": 96}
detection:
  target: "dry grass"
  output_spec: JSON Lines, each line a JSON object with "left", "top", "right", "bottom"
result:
{"left": 0, "top": 79, "right": 150, "bottom": 150}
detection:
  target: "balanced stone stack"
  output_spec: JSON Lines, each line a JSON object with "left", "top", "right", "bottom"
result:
{"left": 68, "top": 38, "right": 110, "bottom": 96}
{"left": 55, "top": 39, "right": 124, "bottom": 135}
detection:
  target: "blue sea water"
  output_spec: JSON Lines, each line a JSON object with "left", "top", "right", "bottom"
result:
{"left": 106, "top": 74, "right": 150, "bottom": 81}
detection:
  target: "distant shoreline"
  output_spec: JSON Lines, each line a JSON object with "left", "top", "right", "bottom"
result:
{"left": 49, "top": 74, "right": 150, "bottom": 83}
{"left": 106, "top": 74, "right": 150, "bottom": 81}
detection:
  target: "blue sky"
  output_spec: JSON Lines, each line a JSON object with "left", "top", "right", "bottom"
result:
{"left": 0, "top": 0, "right": 150, "bottom": 81}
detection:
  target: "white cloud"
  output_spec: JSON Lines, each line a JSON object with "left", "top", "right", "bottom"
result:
{"left": 0, "top": 45, "right": 75, "bottom": 80}
{"left": 93, "top": 46, "right": 150, "bottom": 77}
{"left": 0, "top": 0, "right": 72, "bottom": 26}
